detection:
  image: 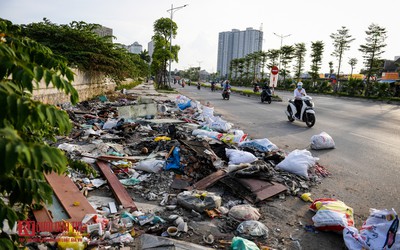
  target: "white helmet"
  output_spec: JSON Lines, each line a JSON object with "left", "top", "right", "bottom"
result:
{"left": 297, "top": 82, "right": 303, "bottom": 87}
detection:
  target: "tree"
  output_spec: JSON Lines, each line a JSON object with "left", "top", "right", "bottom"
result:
{"left": 359, "top": 23, "right": 387, "bottom": 95}
{"left": 250, "top": 52, "right": 261, "bottom": 82}
{"left": 139, "top": 49, "right": 151, "bottom": 63}
{"left": 348, "top": 58, "right": 358, "bottom": 78}
{"left": 280, "top": 45, "right": 295, "bottom": 85}
{"left": 309, "top": 41, "right": 324, "bottom": 83}
{"left": 243, "top": 55, "right": 252, "bottom": 84}
{"left": 330, "top": 26, "right": 355, "bottom": 89}
{"left": 230, "top": 58, "right": 240, "bottom": 81}
{"left": 0, "top": 19, "right": 80, "bottom": 248}
{"left": 22, "top": 19, "right": 146, "bottom": 83}
{"left": 266, "top": 49, "right": 280, "bottom": 69}
{"left": 151, "top": 17, "right": 180, "bottom": 89}
{"left": 293, "top": 43, "right": 307, "bottom": 81}
{"left": 259, "top": 51, "right": 268, "bottom": 80}
{"left": 329, "top": 61, "right": 334, "bottom": 77}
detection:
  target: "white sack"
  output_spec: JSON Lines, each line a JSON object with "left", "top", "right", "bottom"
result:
{"left": 343, "top": 208, "right": 400, "bottom": 250}
{"left": 310, "top": 132, "right": 335, "bottom": 150}
{"left": 135, "top": 159, "right": 165, "bottom": 173}
{"left": 225, "top": 148, "right": 257, "bottom": 165}
{"left": 276, "top": 149, "right": 319, "bottom": 178}
{"left": 192, "top": 129, "right": 221, "bottom": 140}
{"left": 209, "top": 116, "right": 232, "bottom": 133}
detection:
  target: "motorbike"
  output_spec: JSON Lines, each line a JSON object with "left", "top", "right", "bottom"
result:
{"left": 260, "top": 87, "right": 272, "bottom": 104}
{"left": 222, "top": 88, "right": 231, "bottom": 100}
{"left": 285, "top": 95, "right": 316, "bottom": 127}
{"left": 211, "top": 83, "right": 216, "bottom": 92}
{"left": 197, "top": 83, "right": 201, "bottom": 90}
{"left": 253, "top": 84, "right": 260, "bottom": 93}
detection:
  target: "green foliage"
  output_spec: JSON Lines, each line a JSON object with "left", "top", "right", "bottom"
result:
{"left": 151, "top": 18, "right": 180, "bottom": 89}
{"left": 0, "top": 19, "right": 78, "bottom": 246}
{"left": 293, "top": 43, "right": 307, "bottom": 81}
{"left": 309, "top": 41, "right": 324, "bottom": 82}
{"left": 115, "top": 80, "right": 143, "bottom": 90}
{"left": 341, "top": 78, "right": 364, "bottom": 96}
{"left": 21, "top": 18, "right": 147, "bottom": 83}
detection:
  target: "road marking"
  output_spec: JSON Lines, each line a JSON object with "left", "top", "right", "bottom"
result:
{"left": 349, "top": 132, "right": 395, "bottom": 147}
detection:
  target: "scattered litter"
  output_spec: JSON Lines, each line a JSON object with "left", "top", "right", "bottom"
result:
{"left": 310, "top": 131, "right": 335, "bottom": 150}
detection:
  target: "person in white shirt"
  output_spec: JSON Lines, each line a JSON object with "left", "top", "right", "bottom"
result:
{"left": 294, "top": 82, "right": 306, "bottom": 118}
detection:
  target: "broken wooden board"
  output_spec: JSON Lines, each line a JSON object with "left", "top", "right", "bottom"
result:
{"left": 97, "top": 155, "right": 143, "bottom": 162}
{"left": 220, "top": 177, "right": 287, "bottom": 203}
{"left": 33, "top": 172, "right": 97, "bottom": 225}
{"left": 189, "top": 169, "right": 227, "bottom": 190}
{"left": 96, "top": 161, "right": 138, "bottom": 210}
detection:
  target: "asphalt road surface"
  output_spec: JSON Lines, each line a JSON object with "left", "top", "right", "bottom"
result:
{"left": 176, "top": 83, "right": 400, "bottom": 248}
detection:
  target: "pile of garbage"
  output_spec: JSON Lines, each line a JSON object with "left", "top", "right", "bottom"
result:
{"left": 23, "top": 91, "right": 336, "bottom": 249}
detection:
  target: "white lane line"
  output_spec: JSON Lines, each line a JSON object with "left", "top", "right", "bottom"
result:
{"left": 349, "top": 132, "right": 395, "bottom": 147}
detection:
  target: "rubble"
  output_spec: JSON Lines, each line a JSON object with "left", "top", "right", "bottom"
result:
{"left": 25, "top": 84, "right": 332, "bottom": 249}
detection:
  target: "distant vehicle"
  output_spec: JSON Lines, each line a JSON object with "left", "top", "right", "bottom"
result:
{"left": 260, "top": 86, "right": 272, "bottom": 104}
{"left": 222, "top": 87, "right": 231, "bottom": 100}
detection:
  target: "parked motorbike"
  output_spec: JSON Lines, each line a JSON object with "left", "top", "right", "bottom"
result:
{"left": 260, "top": 87, "right": 272, "bottom": 104}
{"left": 285, "top": 95, "right": 316, "bottom": 127}
{"left": 222, "top": 88, "right": 231, "bottom": 100}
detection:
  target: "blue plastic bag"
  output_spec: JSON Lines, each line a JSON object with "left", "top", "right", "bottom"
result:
{"left": 165, "top": 146, "right": 182, "bottom": 171}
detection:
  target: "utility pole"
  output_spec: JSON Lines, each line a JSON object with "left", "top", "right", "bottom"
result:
{"left": 273, "top": 33, "right": 291, "bottom": 70}
{"left": 167, "top": 4, "right": 188, "bottom": 85}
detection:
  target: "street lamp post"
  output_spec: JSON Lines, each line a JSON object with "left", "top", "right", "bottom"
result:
{"left": 273, "top": 32, "right": 291, "bottom": 70}
{"left": 167, "top": 4, "right": 188, "bottom": 85}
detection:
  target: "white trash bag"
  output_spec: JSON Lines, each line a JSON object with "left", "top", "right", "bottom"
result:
{"left": 343, "top": 208, "right": 400, "bottom": 250}
{"left": 276, "top": 149, "right": 319, "bottom": 178}
{"left": 310, "top": 132, "right": 335, "bottom": 150}
{"left": 135, "top": 159, "right": 165, "bottom": 173}
{"left": 225, "top": 148, "right": 257, "bottom": 165}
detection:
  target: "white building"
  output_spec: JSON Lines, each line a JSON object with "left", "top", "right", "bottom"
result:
{"left": 217, "top": 27, "right": 263, "bottom": 78}
{"left": 127, "top": 41, "right": 142, "bottom": 54}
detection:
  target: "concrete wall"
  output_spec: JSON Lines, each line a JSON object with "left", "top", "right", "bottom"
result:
{"left": 32, "top": 69, "right": 117, "bottom": 105}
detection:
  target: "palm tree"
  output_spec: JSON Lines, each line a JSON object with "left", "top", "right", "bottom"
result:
{"left": 348, "top": 58, "right": 358, "bottom": 78}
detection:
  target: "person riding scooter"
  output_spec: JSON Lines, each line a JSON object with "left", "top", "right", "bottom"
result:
{"left": 211, "top": 81, "right": 216, "bottom": 91}
{"left": 294, "top": 82, "right": 306, "bottom": 118}
{"left": 222, "top": 80, "right": 231, "bottom": 100}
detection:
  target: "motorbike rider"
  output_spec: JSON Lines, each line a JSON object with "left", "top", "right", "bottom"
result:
{"left": 223, "top": 80, "right": 231, "bottom": 91}
{"left": 294, "top": 82, "right": 306, "bottom": 118}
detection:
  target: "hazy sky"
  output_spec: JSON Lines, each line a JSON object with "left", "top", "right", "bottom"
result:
{"left": 1, "top": 0, "right": 399, "bottom": 74}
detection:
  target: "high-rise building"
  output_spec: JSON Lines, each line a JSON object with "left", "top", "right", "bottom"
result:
{"left": 217, "top": 27, "right": 263, "bottom": 78}
{"left": 127, "top": 42, "right": 142, "bottom": 54}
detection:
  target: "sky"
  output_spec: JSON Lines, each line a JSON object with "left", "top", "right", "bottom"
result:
{"left": 1, "top": 0, "right": 399, "bottom": 75}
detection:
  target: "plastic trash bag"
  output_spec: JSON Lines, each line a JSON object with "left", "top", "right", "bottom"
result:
{"left": 209, "top": 117, "right": 232, "bottom": 133}
{"left": 226, "top": 148, "right": 257, "bottom": 165}
{"left": 228, "top": 204, "right": 261, "bottom": 222}
{"left": 102, "top": 119, "right": 119, "bottom": 130}
{"left": 177, "top": 190, "right": 221, "bottom": 213}
{"left": 231, "top": 236, "right": 260, "bottom": 250}
{"left": 165, "top": 147, "right": 182, "bottom": 171}
{"left": 310, "top": 132, "right": 335, "bottom": 150}
{"left": 135, "top": 159, "right": 165, "bottom": 173}
{"left": 310, "top": 198, "right": 354, "bottom": 232}
{"left": 192, "top": 129, "right": 222, "bottom": 140}
{"left": 236, "top": 220, "right": 269, "bottom": 238}
{"left": 343, "top": 208, "right": 400, "bottom": 250}
{"left": 175, "top": 95, "right": 192, "bottom": 110}
{"left": 239, "top": 138, "right": 279, "bottom": 152}
{"left": 276, "top": 149, "right": 319, "bottom": 178}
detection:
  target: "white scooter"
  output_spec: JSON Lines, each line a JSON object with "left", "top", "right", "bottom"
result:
{"left": 285, "top": 95, "right": 316, "bottom": 127}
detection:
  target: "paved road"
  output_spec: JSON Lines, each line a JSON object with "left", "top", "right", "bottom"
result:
{"left": 177, "top": 84, "right": 400, "bottom": 217}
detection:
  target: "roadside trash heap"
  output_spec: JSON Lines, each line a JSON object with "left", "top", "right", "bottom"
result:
{"left": 23, "top": 91, "right": 339, "bottom": 249}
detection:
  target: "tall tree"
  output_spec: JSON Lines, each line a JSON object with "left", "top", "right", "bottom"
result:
{"left": 151, "top": 17, "right": 180, "bottom": 89}
{"left": 359, "top": 23, "right": 387, "bottom": 95}
{"left": 293, "top": 43, "right": 307, "bottom": 81}
{"left": 329, "top": 61, "right": 334, "bottom": 77}
{"left": 249, "top": 52, "right": 261, "bottom": 82}
{"left": 230, "top": 58, "right": 240, "bottom": 81}
{"left": 139, "top": 49, "right": 151, "bottom": 63}
{"left": 280, "top": 45, "right": 295, "bottom": 85}
{"left": 243, "top": 55, "right": 252, "bottom": 84}
{"left": 259, "top": 51, "right": 268, "bottom": 80}
{"left": 309, "top": 41, "right": 324, "bottom": 83}
{"left": 266, "top": 49, "right": 280, "bottom": 69}
{"left": 348, "top": 58, "right": 358, "bottom": 78}
{"left": 237, "top": 58, "right": 245, "bottom": 84}
{"left": 330, "top": 26, "right": 355, "bottom": 89}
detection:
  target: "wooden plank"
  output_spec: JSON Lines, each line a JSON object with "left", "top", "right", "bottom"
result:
{"left": 236, "top": 179, "right": 287, "bottom": 203}
{"left": 98, "top": 155, "right": 142, "bottom": 162}
{"left": 44, "top": 173, "right": 96, "bottom": 222}
{"left": 96, "top": 161, "right": 138, "bottom": 210}
{"left": 190, "top": 169, "right": 227, "bottom": 190}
